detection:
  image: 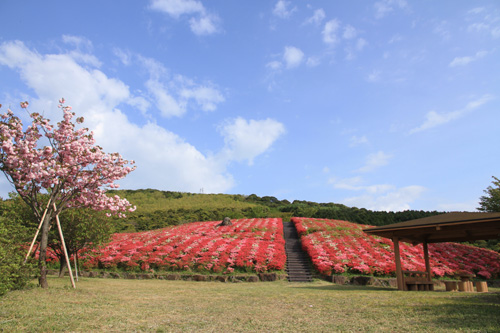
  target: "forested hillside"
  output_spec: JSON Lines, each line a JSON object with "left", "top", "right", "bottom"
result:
{"left": 107, "top": 189, "right": 442, "bottom": 232}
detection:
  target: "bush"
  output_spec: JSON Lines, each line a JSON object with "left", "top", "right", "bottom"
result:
{"left": 0, "top": 216, "right": 34, "bottom": 296}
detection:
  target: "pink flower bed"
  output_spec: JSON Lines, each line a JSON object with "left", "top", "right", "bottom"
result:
{"left": 80, "top": 218, "right": 286, "bottom": 274}
{"left": 292, "top": 217, "right": 500, "bottom": 279}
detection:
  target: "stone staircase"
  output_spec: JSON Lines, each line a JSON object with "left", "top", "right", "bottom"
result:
{"left": 283, "top": 221, "right": 313, "bottom": 282}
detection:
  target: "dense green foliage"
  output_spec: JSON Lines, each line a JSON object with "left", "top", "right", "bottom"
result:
{"left": 48, "top": 209, "right": 113, "bottom": 276}
{"left": 277, "top": 200, "right": 441, "bottom": 226}
{"left": 474, "top": 176, "right": 500, "bottom": 251}
{"left": 478, "top": 176, "right": 500, "bottom": 213}
{"left": 0, "top": 197, "right": 35, "bottom": 296}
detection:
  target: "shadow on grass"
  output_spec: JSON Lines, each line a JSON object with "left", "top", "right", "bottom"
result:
{"left": 413, "top": 292, "right": 500, "bottom": 330}
{"left": 294, "top": 282, "right": 500, "bottom": 330}
{"left": 291, "top": 283, "right": 396, "bottom": 292}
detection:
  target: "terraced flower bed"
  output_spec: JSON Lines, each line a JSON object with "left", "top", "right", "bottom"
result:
{"left": 292, "top": 217, "right": 500, "bottom": 279}
{"left": 80, "top": 218, "right": 286, "bottom": 274}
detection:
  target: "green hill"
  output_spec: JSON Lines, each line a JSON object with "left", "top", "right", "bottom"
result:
{"left": 107, "top": 189, "right": 442, "bottom": 233}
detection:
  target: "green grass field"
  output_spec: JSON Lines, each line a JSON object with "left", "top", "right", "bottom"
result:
{"left": 1, "top": 277, "right": 499, "bottom": 332}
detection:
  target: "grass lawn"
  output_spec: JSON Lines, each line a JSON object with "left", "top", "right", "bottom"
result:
{"left": 1, "top": 277, "right": 499, "bottom": 332}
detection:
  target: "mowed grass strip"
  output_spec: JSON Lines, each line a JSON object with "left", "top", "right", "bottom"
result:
{"left": 1, "top": 277, "right": 499, "bottom": 332}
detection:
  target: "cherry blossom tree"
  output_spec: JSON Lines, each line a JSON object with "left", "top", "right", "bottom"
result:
{"left": 0, "top": 99, "right": 136, "bottom": 288}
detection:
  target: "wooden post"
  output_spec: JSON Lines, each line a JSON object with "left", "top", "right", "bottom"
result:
{"left": 25, "top": 199, "right": 52, "bottom": 262}
{"left": 54, "top": 204, "right": 76, "bottom": 289}
{"left": 74, "top": 254, "right": 79, "bottom": 282}
{"left": 423, "top": 241, "right": 432, "bottom": 282}
{"left": 393, "top": 237, "right": 404, "bottom": 290}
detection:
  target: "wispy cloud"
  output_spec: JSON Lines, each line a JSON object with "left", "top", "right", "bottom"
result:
{"left": 466, "top": 6, "right": 500, "bottom": 39}
{"left": 329, "top": 176, "right": 425, "bottom": 211}
{"left": 410, "top": 94, "right": 494, "bottom": 134}
{"left": 374, "top": 0, "right": 408, "bottom": 19}
{"left": 356, "top": 151, "right": 392, "bottom": 173}
{"left": 449, "top": 50, "right": 487, "bottom": 67}
{"left": 349, "top": 135, "right": 369, "bottom": 147}
{"left": 366, "top": 70, "right": 381, "bottom": 82}
{"left": 149, "top": 0, "right": 221, "bottom": 35}
{"left": 342, "top": 185, "right": 426, "bottom": 211}
{"left": 304, "top": 8, "right": 325, "bottom": 26}
{"left": 272, "top": 0, "right": 297, "bottom": 19}
{"left": 322, "top": 19, "right": 341, "bottom": 45}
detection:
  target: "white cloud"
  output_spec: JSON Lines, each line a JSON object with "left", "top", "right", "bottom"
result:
{"left": 138, "top": 55, "right": 224, "bottom": 117}
{"left": 343, "top": 25, "right": 357, "bottom": 39}
{"left": 356, "top": 38, "right": 368, "bottom": 51}
{"left": 149, "top": 0, "right": 220, "bottom": 35}
{"left": 273, "top": 0, "right": 296, "bottom": 19}
{"left": 349, "top": 135, "right": 368, "bottom": 147}
{"left": 343, "top": 185, "right": 426, "bottom": 211}
{"left": 218, "top": 117, "right": 286, "bottom": 165}
{"left": 266, "top": 61, "right": 282, "bottom": 70}
{"left": 180, "top": 85, "right": 225, "bottom": 112}
{"left": 366, "top": 70, "right": 381, "bottom": 82}
{"left": 304, "top": 8, "right": 325, "bottom": 26}
{"left": 357, "top": 151, "right": 392, "bottom": 173}
{"left": 306, "top": 56, "right": 321, "bottom": 67}
{"left": 149, "top": 0, "right": 204, "bottom": 18}
{"left": 329, "top": 176, "right": 425, "bottom": 211}
{"left": 146, "top": 79, "right": 186, "bottom": 117}
{"left": 433, "top": 21, "right": 451, "bottom": 41}
{"left": 113, "top": 48, "right": 132, "bottom": 66}
{"left": 322, "top": 19, "right": 341, "bottom": 45}
{"left": 283, "top": 46, "right": 304, "bottom": 69}
{"left": 449, "top": 50, "right": 487, "bottom": 67}
{"left": 189, "top": 14, "right": 219, "bottom": 35}
{"left": 492, "top": 27, "right": 500, "bottom": 39}
{"left": 328, "top": 176, "right": 364, "bottom": 191}
{"left": 374, "top": 0, "right": 408, "bottom": 19}
{"left": 0, "top": 39, "right": 273, "bottom": 197}
{"left": 466, "top": 7, "right": 500, "bottom": 39}
{"left": 410, "top": 95, "right": 494, "bottom": 134}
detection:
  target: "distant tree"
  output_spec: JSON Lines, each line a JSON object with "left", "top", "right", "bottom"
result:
{"left": 478, "top": 176, "right": 500, "bottom": 212}
{"left": 0, "top": 100, "right": 135, "bottom": 288}
{"left": 47, "top": 208, "right": 112, "bottom": 277}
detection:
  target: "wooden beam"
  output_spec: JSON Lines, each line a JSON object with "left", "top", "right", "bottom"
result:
{"left": 393, "top": 237, "right": 404, "bottom": 290}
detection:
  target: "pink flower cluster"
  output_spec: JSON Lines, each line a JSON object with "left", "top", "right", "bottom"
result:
{"left": 0, "top": 99, "right": 135, "bottom": 216}
{"left": 81, "top": 218, "right": 286, "bottom": 274}
{"left": 293, "top": 217, "right": 500, "bottom": 279}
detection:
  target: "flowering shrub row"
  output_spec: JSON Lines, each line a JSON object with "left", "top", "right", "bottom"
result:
{"left": 292, "top": 217, "right": 500, "bottom": 279}
{"left": 80, "top": 218, "right": 286, "bottom": 274}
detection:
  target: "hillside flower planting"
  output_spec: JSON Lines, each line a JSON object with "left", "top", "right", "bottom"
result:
{"left": 292, "top": 217, "right": 500, "bottom": 279}
{"left": 80, "top": 218, "right": 286, "bottom": 274}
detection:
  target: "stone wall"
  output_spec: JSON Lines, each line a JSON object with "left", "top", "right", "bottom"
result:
{"left": 48, "top": 270, "right": 285, "bottom": 283}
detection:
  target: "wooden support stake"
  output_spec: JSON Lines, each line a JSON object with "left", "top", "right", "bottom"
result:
{"left": 74, "top": 254, "right": 79, "bottom": 282}
{"left": 393, "top": 237, "right": 404, "bottom": 290}
{"left": 25, "top": 199, "right": 52, "bottom": 262}
{"left": 54, "top": 204, "right": 76, "bottom": 289}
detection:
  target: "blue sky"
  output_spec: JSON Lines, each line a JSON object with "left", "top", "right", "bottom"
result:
{"left": 1, "top": 0, "right": 499, "bottom": 211}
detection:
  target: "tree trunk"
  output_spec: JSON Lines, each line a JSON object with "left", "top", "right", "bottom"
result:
{"left": 38, "top": 213, "right": 52, "bottom": 288}
{"left": 58, "top": 255, "right": 67, "bottom": 278}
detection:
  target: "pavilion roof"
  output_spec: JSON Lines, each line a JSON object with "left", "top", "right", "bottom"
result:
{"left": 363, "top": 212, "right": 500, "bottom": 244}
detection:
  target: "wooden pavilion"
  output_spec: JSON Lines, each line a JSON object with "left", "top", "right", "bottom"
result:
{"left": 363, "top": 212, "right": 500, "bottom": 290}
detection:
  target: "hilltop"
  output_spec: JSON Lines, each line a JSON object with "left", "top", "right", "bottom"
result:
{"left": 107, "top": 189, "right": 441, "bottom": 232}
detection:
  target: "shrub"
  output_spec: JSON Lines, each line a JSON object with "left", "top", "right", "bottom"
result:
{"left": 0, "top": 215, "right": 34, "bottom": 296}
